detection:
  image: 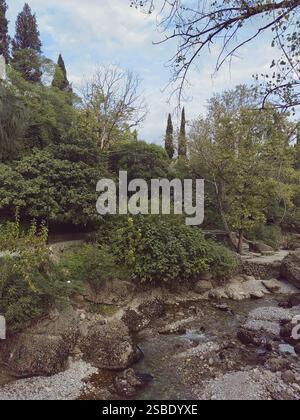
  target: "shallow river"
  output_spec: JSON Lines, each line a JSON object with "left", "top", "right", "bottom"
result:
{"left": 134, "top": 298, "right": 277, "bottom": 400}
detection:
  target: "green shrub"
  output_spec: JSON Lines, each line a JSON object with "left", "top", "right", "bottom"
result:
{"left": 282, "top": 207, "right": 300, "bottom": 234}
{"left": 59, "top": 244, "right": 128, "bottom": 292}
{"left": 206, "top": 240, "right": 240, "bottom": 281}
{"left": 246, "top": 224, "right": 282, "bottom": 250}
{"left": 103, "top": 216, "right": 237, "bottom": 285}
{"left": 0, "top": 219, "right": 77, "bottom": 330}
{"left": 109, "top": 141, "right": 170, "bottom": 182}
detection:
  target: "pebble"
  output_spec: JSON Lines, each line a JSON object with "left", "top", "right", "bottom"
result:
{"left": 0, "top": 361, "right": 98, "bottom": 400}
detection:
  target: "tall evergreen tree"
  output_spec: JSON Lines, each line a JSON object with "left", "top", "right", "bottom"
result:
{"left": 52, "top": 54, "right": 71, "bottom": 92}
{"left": 178, "top": 107, "right": 187, "bottom": 158}
{"left": 0, "top": 0, "right": 10, "bottom": 63}
{"left": 12, "top": 3, "right": 42, "bottom": 82}
{"left": 165, "top": 113, "right": 174, "bottom": 159}
{"left": 132, "top": 129, "right": 138, "bottom": 142}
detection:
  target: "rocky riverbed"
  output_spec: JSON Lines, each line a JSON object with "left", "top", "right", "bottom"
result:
{"left": 0, "top": 250, "right": 300, "bottom": 401}
{"left": 2, "top": 293, "right": 299, "bottom": 401}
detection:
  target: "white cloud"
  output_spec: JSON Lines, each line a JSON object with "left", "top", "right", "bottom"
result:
{"left": 7, "top": 1, "right": 279, "bottom": 144}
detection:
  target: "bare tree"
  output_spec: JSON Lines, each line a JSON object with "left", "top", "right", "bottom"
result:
{"left": 131, "top": 1, "right": 300, "bottom": 110}
{"left": 81, "top": 65, "right": 147, "bottom": 151}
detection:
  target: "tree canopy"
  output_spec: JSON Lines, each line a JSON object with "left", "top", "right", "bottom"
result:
{"left": 189, "top": 85, "right": 299, "bottom": 251}
{"left": 12, "top": 3, "right": 42, "bottom": 82}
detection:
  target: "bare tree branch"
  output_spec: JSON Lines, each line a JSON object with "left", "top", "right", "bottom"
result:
{"left": 131, "top": 0, "right": 300, "bottom": 109}
{"left": 81, "top": 65, "right": 147, "bottom": 151}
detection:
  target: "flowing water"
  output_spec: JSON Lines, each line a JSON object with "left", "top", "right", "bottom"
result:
{"left": 134, "top": 298, "right": 278, "bottom": 400}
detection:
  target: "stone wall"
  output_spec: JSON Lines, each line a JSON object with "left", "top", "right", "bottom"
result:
{"left": 242, "top": 260, "right": 281, "bottom": 280}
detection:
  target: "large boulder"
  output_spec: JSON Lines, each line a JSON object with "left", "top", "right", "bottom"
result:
{"left": 281, "top": 251, "right": 300, "bottom": 289}
{"left": 30, "top": 308, "right": 80, "bottom": 347}
{"left": 0, "top": 308, "right": 80, "bottom": 378}
{"left": 0, "top": 334, "right": 71, "bottom": 378}
{"left": 210, "top": 277, "right": 270, "bottom": 301}
{"left": 79, "top": 319, "right": 140, "bottom": 370}
{"left": 249, "top": 242, "right": 274, "bottom": 254}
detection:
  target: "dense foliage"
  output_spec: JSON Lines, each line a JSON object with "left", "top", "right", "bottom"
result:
{"left": 190, "top": 86, "right": 299, "bottom": 252}
{"left": 1, "top": 1, "right": 300, "bottom": 335}
{"left": 0, "top": 219, "right": 77, "bottom": 330}
{"left": 109, "top": 141, "right": 170, "bottom": 182}
{"left": 58, "top": 244, "right": 129, "bottom": 292}
{"left": 99, "top": 216, "right": 238, "bottom": 284}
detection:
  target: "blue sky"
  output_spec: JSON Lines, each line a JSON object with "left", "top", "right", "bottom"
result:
{"left": 7, "top": 0, "right": 278, "bottom": 144}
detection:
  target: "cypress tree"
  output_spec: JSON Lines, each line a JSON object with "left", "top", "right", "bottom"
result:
{"left": 52, "top": 54, "right": 71, "bottom": 92}
{"left": 165, "top": 113, "right": 175, "bottom": 159}
{"left": 0, "top": 0, "right": 10, "bottom": 63}
{"left": 178, "top": 107, "right": 187, "bottom": 158}
{"left": 132, "top": 129, "right": 138, "bottom": 142}
{"left": 12, "top": 3, "right": 42, "bottom": 82}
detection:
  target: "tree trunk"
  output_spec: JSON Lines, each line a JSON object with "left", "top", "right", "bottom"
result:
{"left": 214, "top": 181, "right": 238, "bottom": 252}
{"left": 237, "top": 231, "right": 244, "bottom": 255}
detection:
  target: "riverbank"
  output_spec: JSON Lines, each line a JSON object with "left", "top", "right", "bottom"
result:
{"left": 0, "top": 293, "right": 299, "bottom": 400}
{"left": 0, "top": 250, "right": 300, "bottom": 401}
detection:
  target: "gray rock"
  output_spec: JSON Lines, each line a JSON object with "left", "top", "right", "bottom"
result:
{"left": 237, "top": 329, "right": 261, "bottom": 346}
{"left": 262, "top": 280, "right": 281, "bottom": 293}
{"left": 249, "top": 242, "right": 274, "bottom": 254}
{"left": 266, "top": 358, "right": 290, "bottom": 373}
{"left": 0, "top": 334, "right": 71, "bottom": 378}
{"left": 114, "top": 369, "right": 152, "bottom": 398}
{"left": 281, "top": 371, "right": 296, "bottom": 385}
{"left": 122, "top": 309, "right": 150, "bottom": 333}
{"left": 194, "top": 280, "right": 213, "bottom": 294}
{"left": 79, "top": 320, "right": 140, "bottom": 370}
{"left": 138, "top": 298, "right": 165, "bottom": 320}
{"left": 286, "top": 294, "right": 300, "bottom": 308}
{"left": 280, "top": 318, "right": 300, "bottom": 345}
{"left": 0, "top": 309, "right": 79, "bottom": 378}
{"left": 281, "top": 251, "right": 300, "bottom": 289}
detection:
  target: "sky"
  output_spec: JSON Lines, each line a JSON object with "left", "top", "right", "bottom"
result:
{"left": 7, "top": 0, "right": 279, "bottom": 145}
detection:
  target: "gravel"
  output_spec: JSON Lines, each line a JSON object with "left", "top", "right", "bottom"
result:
{"left": 248, "top": 306, "right": 300, "bottom": 323}
{"left": 0, "top": 361, "right": 98, "bottom": 400}
{"left": 197, "top": 369, "right": 299, "bottom": 400}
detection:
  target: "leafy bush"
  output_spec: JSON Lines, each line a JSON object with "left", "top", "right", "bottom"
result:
{"left": 104, "top": 216, "right": 237, "bottom": 284}
{"left": 246, "top": 224, "right": 282, "bottom": 250}
{"left": 206, "top": 240, "right": 240, "bottom": 281}
{"left": 0, "top": 146, "right": 109, "bottom": 225}
{"left": 282, "top": 207, "right": 300, "bottom": 234}
{"left": 0, "top": 219, "right": 77, "bottom": 330}
{"left": 0, "top": 82, "right": 28, "bottom": 161}
{"left": 59, "top": 244, "right": 128, "bottom": 292}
